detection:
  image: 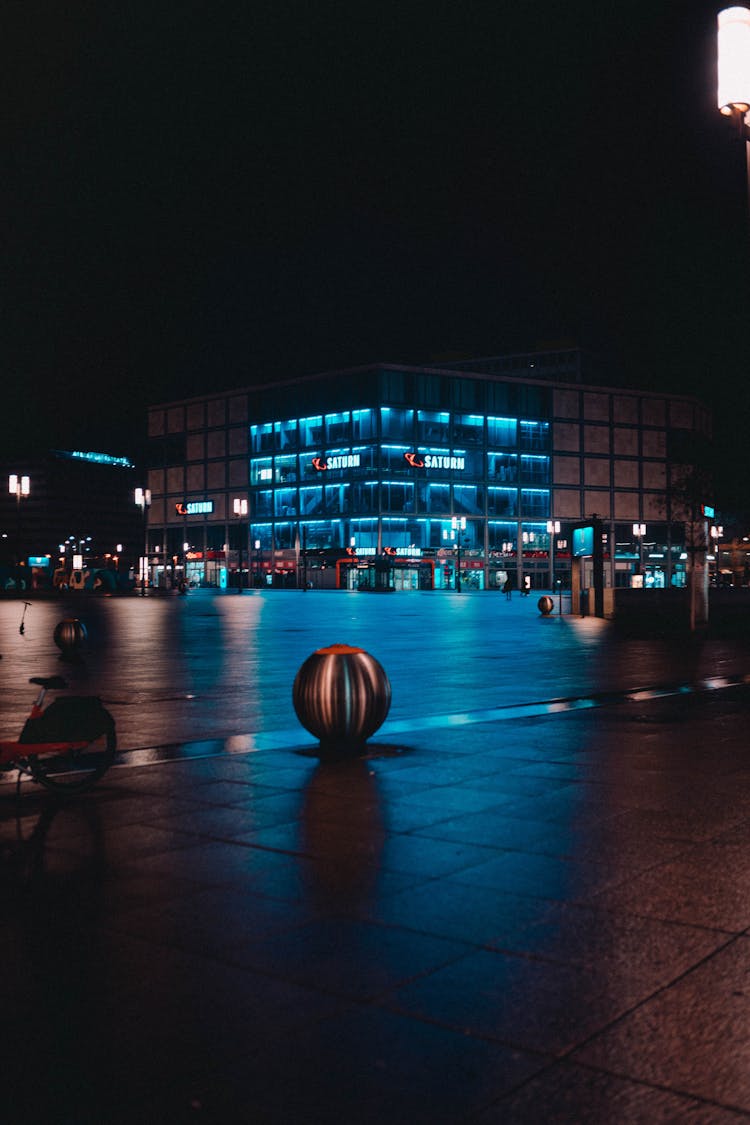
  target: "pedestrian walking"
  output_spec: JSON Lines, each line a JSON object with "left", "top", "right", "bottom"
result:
{"left": 504, "top": 574, "right": 514, "bottom": 600}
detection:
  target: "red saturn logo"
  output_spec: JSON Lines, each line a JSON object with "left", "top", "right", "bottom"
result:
{"left": 312, "top": 457, "right": 328, "bottom": 471}
{"left": 403, "top": 452, "right": 424, "bottom": 468}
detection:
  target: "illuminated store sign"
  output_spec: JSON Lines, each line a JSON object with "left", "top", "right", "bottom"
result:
{"left": 312, "top": 454, "right": 361, "bottom": 471}
{"left": 404, "top": 453, "right": 465, "bottom": 471}
{"left": 175, "top": 501, "right": 214, "bottom": 516}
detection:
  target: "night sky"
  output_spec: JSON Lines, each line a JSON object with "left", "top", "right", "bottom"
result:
{"left": 4, "top": 2, "right": 749, "bottom": 509}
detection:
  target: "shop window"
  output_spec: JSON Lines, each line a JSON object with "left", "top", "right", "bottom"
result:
{"left": 274, "top": 522, "right": 295, "bottom": 549}
{"left": 488, "top": 521, "right": 516, "bottom": 550}
{"left": 381, "top": 444, "right": 412, "bottom": 475}
{"left": 350, "top": 518, "right": 378, "bottom": 548}
{"left": 487, "top": 416, "right": 517, "bottom": 447}
{"left": 325, "top": 411, "right": 351, "bottom": 444}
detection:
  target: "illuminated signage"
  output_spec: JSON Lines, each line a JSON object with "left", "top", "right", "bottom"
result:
{"left": 56, "top": 450, "right": 134, "bottom": 468}
{"left": 702, "top": 504, "right": 715, "bottom": 518}
{"left": 27, "top": 556, "right": 50, "bottom": 567}
{"left": 312, "top": 454, "right": 361, "bottom": 471}
{"left": 572, "top": 526, "right": 594, "bottom": 557}
{"left": 175, "top": 501, "right": 214, "bottom": 516}
{"left": 404, "top": 453, "right": 465, "bottom": 471}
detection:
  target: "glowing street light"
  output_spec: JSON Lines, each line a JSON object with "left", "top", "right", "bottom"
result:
{"left": 134, "top": 487, "right": 151, "bottom": 597}
{"left": 718, "top": 7, "right": 750, "bottom": 225}
{"left": 633, "top": 522, "right": 646, "bottom": 580}
{"left": 8, "top": 473, "right": 30, "bottom": 588}
{"left": 232, "top": 497, "right": 248, "bottom": 593}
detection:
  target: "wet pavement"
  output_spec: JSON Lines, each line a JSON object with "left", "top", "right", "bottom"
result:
{"left": 2, "top": 591, "right": 750, "bottom": 1122}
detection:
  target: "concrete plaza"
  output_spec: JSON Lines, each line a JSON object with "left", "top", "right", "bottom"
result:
{"left": 2, "top": 591, "right": 750, "bottom": 1122}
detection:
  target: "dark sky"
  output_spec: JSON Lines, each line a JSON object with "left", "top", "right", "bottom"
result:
{"left": 4, "top": 2, "right": 749, "bottom": 505}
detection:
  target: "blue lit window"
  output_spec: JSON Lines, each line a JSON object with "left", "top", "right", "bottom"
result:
{"left": 299, "top": 486, "right": 324, "bottom": 516}
{"left": 251, "top": 423, "right": 275, "bottom": 453}
{"left": 488, "top": 521, "right": 516, "bottom": 550}
{"left": 419, "top": 482, "right": 450, "bottom": 513}
{"left": 325, "top": 484, "right": 350, "bottom": 514}
{"left": 453, "top": 414, "right": 484, "bottom": 445}
{"left": 352, "top": 409, "right": 376, "bottom": 440}
{"left": 417, "top": 410, "right": 450, "bottom": 444}
{"left": 488, "top": 453, "right": 517, "bottom": 481}
{"left": 350, "top": 482, "right": 378, "bottom": 512}
{"left": 488, "top": 487, "right": 518, "bottom": 516}
{"left": 252, "top": 491, "right": 273, "bottom": 517}
{"left": 299, "top": 416, "right": 323, "bottom": 447}
{"left": 350, "top": 517, "right": 378, "bottom": 548}
{"left": 274, "top": 455, "right": 297, "bottom": 483}
{"left": 274, "top": 522, "right": 295, "bottom": 548}
{"left": 487, "top": 416, "right": 517, "bottom": 447}
{"left": 520, "top": 488, "right": 550, "bottom": 516}
{"left": 250, "top": 458, "right": 273, "bottom": 485}
{"left": 380, "top": 408, "right": 414, "bottom": 439}
{"left": 250, "top": 524, "right": 273, "bottom": 549}
{"left": 454, "top": 484, "right": 484, "bottom": 515}
{"left": 520, "top": 455, "right": 550, "bottom": 483}
{"left": 301, "top": 453, "right": 324, "bottom": 481}
{"left": 381, "top": 444, "right": 412, "bottom": 475}
{"left": 382, "top": 481, "right": 414, "bottom": 512}
{"left": 519, "top": 420, "right": 550, "bottom": 451}
{"left": 276, "top": 419, "right": 298, "bottom": 450}
{"left": 274, "top": 488, "right": 297, "bottom": 517}
{"left": 325, "top": 412, "right": 350, "bottom": 444}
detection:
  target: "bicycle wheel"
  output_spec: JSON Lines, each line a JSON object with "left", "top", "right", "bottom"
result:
{"left": 29, "top": 715, "right": 117, "bottom": 795}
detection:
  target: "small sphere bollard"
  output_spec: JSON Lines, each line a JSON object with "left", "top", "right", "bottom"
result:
{"left": 53, "top": 618, "right": 88, "bottom": 651}
{"left": 293, "top": 643, "right": 391, "bottom": 755}
{"left": 537, "top": 596, "right": 554, "bottom": 616}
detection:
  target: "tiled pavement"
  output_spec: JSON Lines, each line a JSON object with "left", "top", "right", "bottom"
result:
{"left": 3, "top": 685, "right": 750, "bottom": 1123}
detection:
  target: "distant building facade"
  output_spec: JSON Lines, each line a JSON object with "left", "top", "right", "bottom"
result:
{"left": 0, "top": 450, "right": 141, "bottom": 590}
{"left": 145, "top": 350, "right": 713, "bottom": 591}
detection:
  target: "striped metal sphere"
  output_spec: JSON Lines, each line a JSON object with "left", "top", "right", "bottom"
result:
{"left": 293, "top": 644, "right": 391, "bottom": 751}
{"left": 53, "top": 617, "right": 88, "bottom": 650}
{"left": 537, "top": 596, "right": 554, "bottom": 616}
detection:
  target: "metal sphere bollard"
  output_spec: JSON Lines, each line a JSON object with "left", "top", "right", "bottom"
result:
{"left": 53, "top": 618, "right": 88, "bottom": 650}
{"left": 293, "top": 643, "right": 391, "bottom": 754}
{"left": 537, "top": 596, "right": 554, "bottom": 616}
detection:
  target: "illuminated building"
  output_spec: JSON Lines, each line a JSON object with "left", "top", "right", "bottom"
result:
{"left": 145, "top": 351, "right": 712, "bottom": 591}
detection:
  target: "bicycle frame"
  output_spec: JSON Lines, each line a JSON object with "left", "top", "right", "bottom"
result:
{"left": 0, "top": 683, "right": 89, "bottom": 768}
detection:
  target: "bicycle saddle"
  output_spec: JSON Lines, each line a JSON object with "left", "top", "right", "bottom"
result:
{"left": 29, "top": 676, "right": 68, "bottom": 690}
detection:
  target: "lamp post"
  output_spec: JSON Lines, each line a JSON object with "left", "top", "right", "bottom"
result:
{"left": 633, "top": 522, "right": 646, "bottom": 582}
{"left": 233, "top": 498, "right": 248, "bottom": 593}
{"left": 134, "top": 487, "right": 151, "bottom": 597}
{"left": 443, "top": 517, "right": 466, "bottom": 591}
{"left": 254, "top": 538, "right": 261, "bottom": 587}
{"left": 546, "top": 519, "right": 560, "bottom": 590}
{"left": 8, "top": 473, "right": 30, "bottom": 590}
{"left": 718, "top": 6, "right": 750, "bottom": 231}
{"left": 710, "top": 523, "right": 724, "bottom": 584}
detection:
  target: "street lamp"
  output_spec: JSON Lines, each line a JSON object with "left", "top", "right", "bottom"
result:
{"left": 134, "top": 487, "right": 151, "bottom": 597}
{"left": 710, "top": 524, "right": 724, "bottom": 583}
{"left": 546, "top": 520, "right": 561, "bottom": 590}
{"left": 254, "top": 538, "right": 261, "bottom": 587}
{"left": 8, "top": 473, "right": 30, "bottom": 589}
{"left": 444, "top": 516, "right": 466, "bottom": 591}
{"left": 633, "top": 522, "right": 646, "bottom": 581}
{"left": 718, "top": 6, "right": 750, "bottom": 228}
{"left": 233, "top": 498, "right": 248, "bottom": 593}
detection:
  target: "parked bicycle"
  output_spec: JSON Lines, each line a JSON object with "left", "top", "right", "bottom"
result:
{"left": 0, "top": 676, "right": 116, "bottom": 795}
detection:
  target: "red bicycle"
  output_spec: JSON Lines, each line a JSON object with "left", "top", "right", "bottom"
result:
{"left": 0, "top": 676, "right": 117, "bottom": 795}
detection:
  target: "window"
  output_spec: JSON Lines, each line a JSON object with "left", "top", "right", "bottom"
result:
{"left": 325, "top": 412, "right": 350, "bottom": 444}
{"left": 299, "top": 416, "right": 324, "bottom": 447}
{"left": 352, "top": 409, "right": 376, "bottom": 440}
{"left": 417, "top": 410, "right": 450, "bottom": 444}
{"left": 381, "top": 481, "right": 414, "bottom": 512}
{"left": 250, "top": 459, "right": 273, "bottom": 486}
{"left": 299, "top": 486, "right": 324, "bottom": 516}
{"left": 252, "top": 491, "right": 273, "bottom": 517}
{"left": 487, "top": 417, "right": 517, "bottom": 447}
{"left": 453, "top": 414, "right": 485, "bottom": 445}
{"left": 488, "top": 452, "right": 517, "bottom": 481}
{"left": 488, "top": 487, "right": 518, "bottom": 516}
{"left": 520, "top": 488, "right": 550, "bottom": 517}
{"left": 519, "top": 421, "right": 550, "bottom": 451}
{"left": 274, "top": 488, "right": 297, "bottom": 517}
{"left": 520, "top": 455, "right": 550, "bottom": 484}
{"left": 453, "top": 484, "right": 484, "bottom": 515}
{"left": 277, "top": 419, "right": 299, "bottom": 450}
{"left": 380, "top": 408, "right": 414, "bottom": 440}
{"left": 275, "top": 455, "right": 297, "bottom": 483}
{"left": 418, "top": 482, "right": 450, "bottom": 513}
{"left": 325, "top": 484, "right": 350, "bottom": 514}
{"left": 251, "top": 423, "right": 275, "bottom": 453}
